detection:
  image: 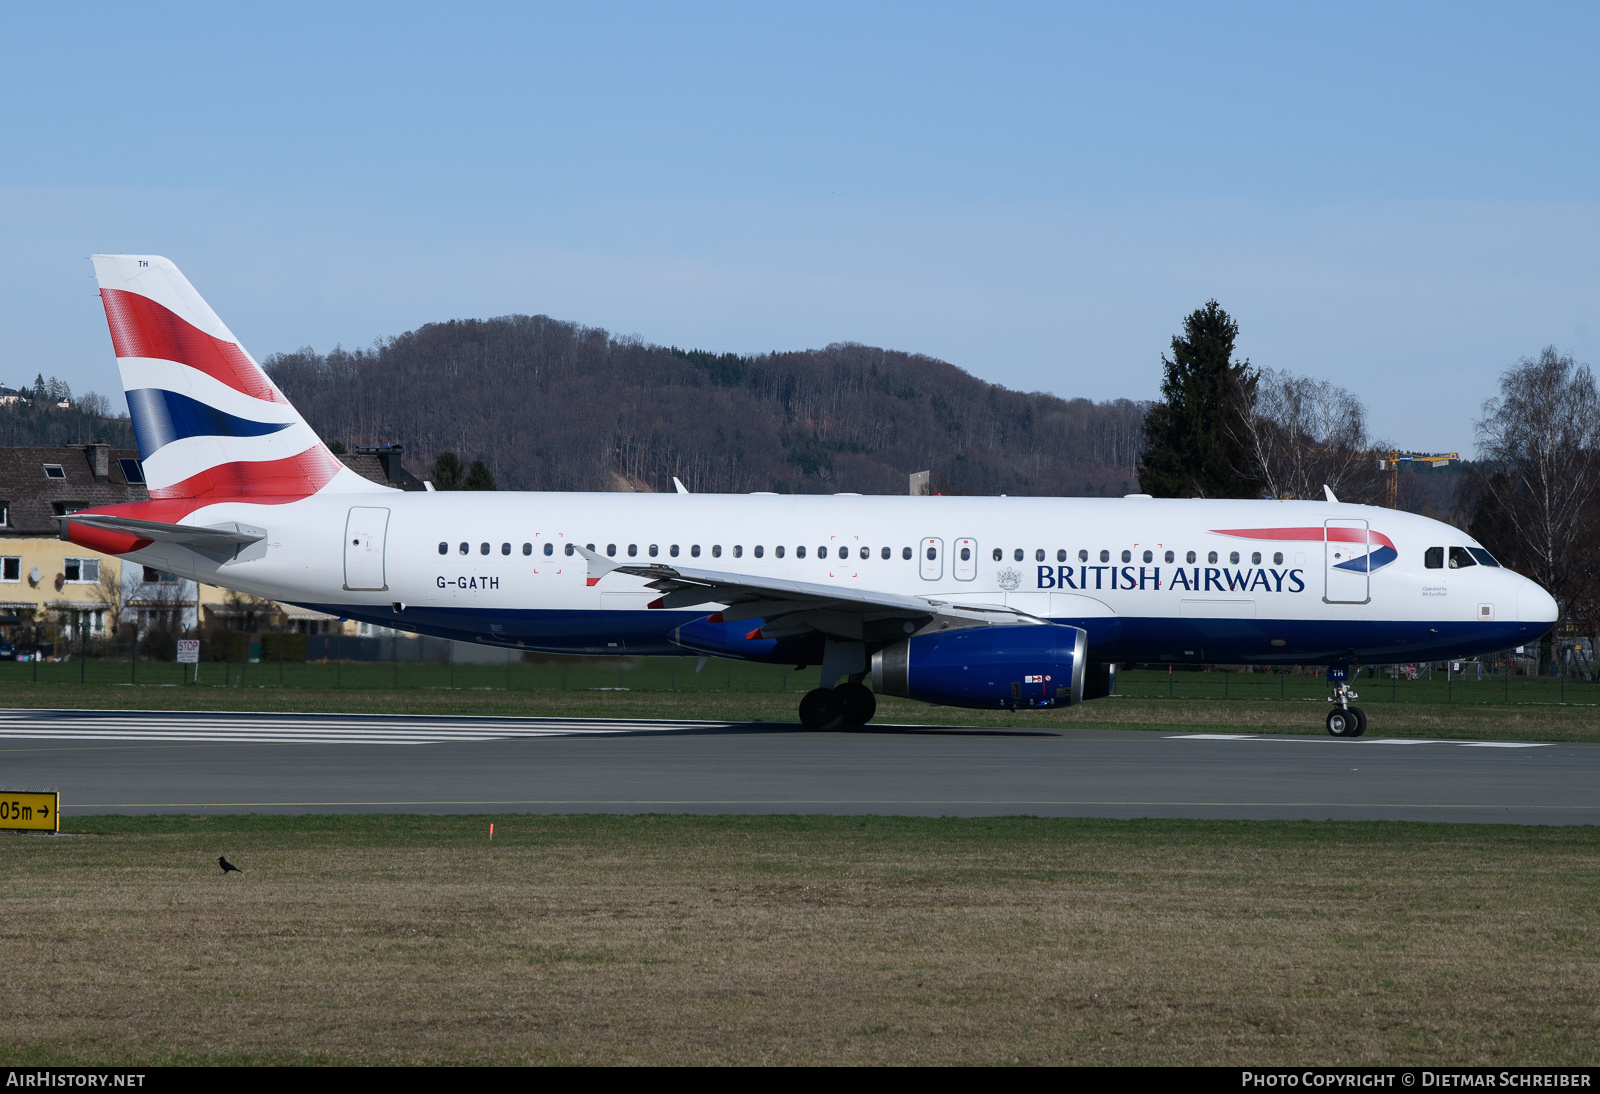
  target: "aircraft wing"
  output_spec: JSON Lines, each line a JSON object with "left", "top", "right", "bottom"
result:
{"left": 60, "top": 514, "right": 266, "bottom": 564}
{"left": 576, "top": 545, "right": 1038, "bottom": 642}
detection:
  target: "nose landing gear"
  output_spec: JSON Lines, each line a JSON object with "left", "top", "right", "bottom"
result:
{"left": 1325, "top": 666, "right": 1366, "bottom": 737}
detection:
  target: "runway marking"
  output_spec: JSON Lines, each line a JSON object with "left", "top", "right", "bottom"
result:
{"left": 0, "top": 709, "right": 736, "bottom": 745}
{"left": 1164, "top": 733, "right": 1550, "bottom": 748}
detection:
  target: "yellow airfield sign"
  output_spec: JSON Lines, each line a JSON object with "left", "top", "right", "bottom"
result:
{"left": 0, "top": 791, "right": 59, "bottom": 832}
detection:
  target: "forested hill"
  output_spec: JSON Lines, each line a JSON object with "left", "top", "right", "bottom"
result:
{"left": 265, "top": 315, "right": 1147, "bottom": 496}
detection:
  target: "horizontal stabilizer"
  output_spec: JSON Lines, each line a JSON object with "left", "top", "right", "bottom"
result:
{"left": 61, "top": 513, "right": 266, "bottom": 564}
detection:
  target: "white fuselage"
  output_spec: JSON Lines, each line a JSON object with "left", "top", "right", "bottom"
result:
{"left": 118, "top": 490, "right": 1558, "bottom": 667}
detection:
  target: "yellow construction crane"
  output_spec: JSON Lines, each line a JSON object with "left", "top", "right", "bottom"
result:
{"left": 1375, "top": 451, "right": 1458, "bottom": 509}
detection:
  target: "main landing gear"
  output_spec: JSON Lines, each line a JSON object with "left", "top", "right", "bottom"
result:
{"left": 798, "top": 681, "right": 877, "bottom": 731}
{"left": 1325, "top": 666, "right": 1366, "bottom": 738}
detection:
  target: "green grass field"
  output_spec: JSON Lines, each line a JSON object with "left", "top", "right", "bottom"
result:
{"left": 2, "top": 814, "right": 1596, "bottom": 1066}
{"left": 0, "top": 658, "right": 1596, "bottom": 741}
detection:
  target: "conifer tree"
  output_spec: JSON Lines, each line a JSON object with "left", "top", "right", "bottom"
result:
{"left": 431, "top": 451, "right": 465, "bottom": 490}
{"left": 465, "top": 459, "right": 497, "bottom": 491}
{"left": 1137, "top": 300, "right": 1260, "bottom": 498}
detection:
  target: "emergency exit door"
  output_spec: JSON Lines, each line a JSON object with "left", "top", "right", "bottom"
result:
{"left": 920, "top": 537, "right": 944, "bottom": 580}
{"left": 344, "top": 507, "right": 390, "bottom": 591}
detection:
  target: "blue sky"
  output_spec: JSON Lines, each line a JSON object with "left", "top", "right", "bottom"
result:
{"left": 3, "top": 2, "right": 1597, "bottom": 453}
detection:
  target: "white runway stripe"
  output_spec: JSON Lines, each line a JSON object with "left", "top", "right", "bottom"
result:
{"left": 0, "top": 710, "right": 736, "bottom": 745}
{"left": 1164, "top": 733, "right": 1550, "bottom": 748}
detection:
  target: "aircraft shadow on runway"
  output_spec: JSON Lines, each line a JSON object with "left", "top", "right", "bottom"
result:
{"left": 604, "top": 721, "right": 1061, "bottom": 740}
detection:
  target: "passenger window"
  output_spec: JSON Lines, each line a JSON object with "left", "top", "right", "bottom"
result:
{"left": 1035, "top": 549, "right": 1045, "bottom": 562}
{"left": 670, "top": 545, "right": 680, "bottom": 557}
{"left": 736, "top": 545, "right": 745, "bottom": 558}
{"left": 501, "top": 543, "right": 511, "bottom": 555}
{"left": 607, "top": 544, "right": 617, "bottom": 557}
{"left": 480, "top": 543, "right": 490, "bottom": 555}
{"left": 1272, "top": 552, "right": 1283, "bottom": 565}
{"left": 775, "top": 546, "right": 785, "bottom": 558}
{"left": 459, "top": 542, "right": 468, "bottom": 555}
{"left": 438, "top": 542, "right": 448, "bottom": 555}
{"left": 1250, "top": 551, "right": 1260, "bottom": 565}
{"left": 649, "top": 545, "right": 659, "bottom": 557}
{"left": 860, "top": 546, "right": 869, "bottom": 560}
{"left": 1121, "top": 550, "right": 1132, "bottom": 563}
{"left": 1014, "top": 548, "right": 1023, "bottom": 562}
{"left": 628, "top": 544, "right": 638, "bottom": 557}
{"left": 960, "top": 546, "right": 971, "bottom": 561}
{"left": 1079, "top": 550, "right": 1089, "bottom": 562}
{"left": 565, "top": 543, "right": 576, "bottom": 556}
{"left": 926, "top": 546, "right": 936, "bottom": 561}
{"left": 1057, "top": 549, "right": 1067, "bottom": 562}
{"left": 1448, "top": 546, "right": 1477, "bottom": 569}
{"left": 712, "top": 545, "right": 721, "bottom": 558}
{"left": 1468, "top": 548, "right": 1499, "bottom": 567}
{"left": 1143, "top": 550, "right": 1153, "bottom": 563}
{"left": 691, "top": 545, "right": 701, "bottom": 557}
{"left": 1099, "top": 550, "right": 1110, "bottom": 563}
{"left": 753, "top": 546, "right": 763, "bottom": 558}
{"left": 993, "top": 548, "right": 1003, "bottom": 562}
{"left": 1229, "top": 551, "right": 1239, "bottom": 564}
{"left": 1207, "top": 551, "right": 1218, "bottom": 564}
{"left": 902, "top": 547, "right": 912, "bottom": 560}
{"left": 881, "top": 547, "right": 890, "bottom": 560}
{"left": 542, "top": 543, "right": 552, "bottom": 556}
{"left": 523, "top": 543, "right": 533, "bottom": 556}
{"left": 1164, "top": 550, "right": 1174, "bottom": 563}
{"left": 817, "top": 546, "right": 826, "bottom": 559}
{"left": 797, "top": 546, "right": 807, "bottom": 559}
{"left": 1186, "top": 551, "right": 1196, "bottom": 563}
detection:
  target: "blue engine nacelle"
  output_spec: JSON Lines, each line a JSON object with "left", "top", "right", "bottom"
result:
{"left": 871, "top": 623, "right": 1088, "bottom": 709}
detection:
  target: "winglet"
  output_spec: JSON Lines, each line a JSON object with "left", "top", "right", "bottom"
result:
{"left": 1324, "top": 485, "right": 1339, "bottom": 503}
{"left": 574, "top": 543, "right": 619, "bottom": 586}
{"left": 673, "top": 476, "right": 690, "bottom": 494}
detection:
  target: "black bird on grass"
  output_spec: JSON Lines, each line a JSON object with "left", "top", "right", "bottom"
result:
{"left": 218, "top": 856, "right": 242, "bottom": 874}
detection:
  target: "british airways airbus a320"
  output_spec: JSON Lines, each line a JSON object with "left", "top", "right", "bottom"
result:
{"left": 61, "top": 256, "right": 1559, "bottom": 735}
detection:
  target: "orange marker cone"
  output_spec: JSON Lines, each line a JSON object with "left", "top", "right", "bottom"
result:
{"left": 489, "top": 823, "right": 495, "bottom": 840}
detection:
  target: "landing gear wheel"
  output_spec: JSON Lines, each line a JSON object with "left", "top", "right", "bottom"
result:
{"left": 1326, "top": 708, "right": 1360, "bottom": 737}
{"left": 798, "top": 687, "right": 845, "bottom": 731}
{"left": 834, "top": 682, "right": 877, "bottom": 727}
{"left": 1347, "top": 706, "right": 1367, "bottom": 737}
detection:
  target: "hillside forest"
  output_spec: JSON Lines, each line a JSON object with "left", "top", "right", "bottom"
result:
{"left": 263, "top": 316, "right": 1148, "bottom": 497}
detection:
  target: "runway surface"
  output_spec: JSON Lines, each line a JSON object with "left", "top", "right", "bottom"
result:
{"left": 1, "top": 708, "right": 1595, "bottom": 824}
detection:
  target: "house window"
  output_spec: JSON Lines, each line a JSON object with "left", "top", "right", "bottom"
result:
{"left": 0, "top": 502, "right": 8, "bottom": 527}
{"left": 118, "top": 458, "right": 145, "bottom": 484}
{"left": 64, "top": 558, "right": 100, "bottom": 583}
{"left": 43, "top": 464, "right": 65, "bottom": 479}
{"left": 1, "top": 557, "right": 18, "bottom": 582}
{"left": 142, "top": 566, "right": 177, "bottom": 583}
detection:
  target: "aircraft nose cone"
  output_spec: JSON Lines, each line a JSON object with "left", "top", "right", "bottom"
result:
{"left": 1518, "top": 580, "right": 1559, "bottom": 625}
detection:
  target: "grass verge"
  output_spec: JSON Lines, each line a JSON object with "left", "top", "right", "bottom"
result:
{"left": 0, "top": 682, "right": 1596, "bottom": 741}
{"left": 2, "top": 814, "right": 1596, "bottom": 1065}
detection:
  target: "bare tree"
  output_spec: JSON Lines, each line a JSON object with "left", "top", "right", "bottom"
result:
{"left": 1474, "top": 347, "right": 1600, "bottom": 636}
{"left": 1238, "top": 369, "right": 1383, "bottom": 502}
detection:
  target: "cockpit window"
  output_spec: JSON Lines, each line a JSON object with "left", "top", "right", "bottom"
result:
{"left": 1424, "top": 547, "right": 1443, "bottom": 569}
{"left": 1448, "top": 546, "right": 1477, "bottom": 569}
{"left": 1467, "top": 547, "right": 1501, "bottom": 567}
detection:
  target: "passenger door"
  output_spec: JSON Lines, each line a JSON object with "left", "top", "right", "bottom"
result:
{"left": 1324, "top": 518, "right": 1370, "bottom": 604}
{"left": 920, "top": 537, "right": 944, "bottom": 580}
{"left": 344, "top": 507, "right": 390, "bottom": 591}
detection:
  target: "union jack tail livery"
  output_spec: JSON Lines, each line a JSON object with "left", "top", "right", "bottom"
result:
{"left": 90, "top": 255, "right": 381, "bottom": 502}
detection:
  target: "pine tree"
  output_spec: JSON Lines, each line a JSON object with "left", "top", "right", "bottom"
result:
{"left": 465, "top": 459, "right": 497, "bottom": 491}
{"left": 1137, "top": 300, "right": 1260, "bottom": 498}
{"left": 431, "top": 451, "right": 465, "bottom": 490}
{"left": 31, "top": 373, "right": 45, "bottom": 400}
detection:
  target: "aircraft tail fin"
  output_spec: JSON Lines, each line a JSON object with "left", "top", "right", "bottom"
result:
{"left": 89, "top": 255, "right": 384, "bottom": 501}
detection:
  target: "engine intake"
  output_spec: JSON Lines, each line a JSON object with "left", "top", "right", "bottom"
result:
{"left": 872, "top": 623, "right": 1088, "bottom": 709}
